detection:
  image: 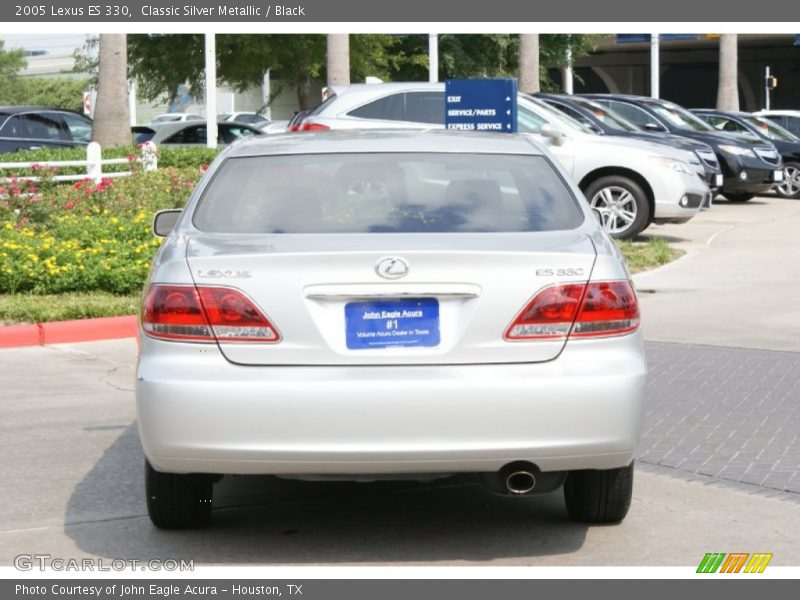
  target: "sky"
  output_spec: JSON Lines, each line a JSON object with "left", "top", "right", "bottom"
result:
{"left": 0, "top": 34, "right": 91, "bottom": 55}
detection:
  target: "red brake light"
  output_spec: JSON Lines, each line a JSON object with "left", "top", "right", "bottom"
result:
{"left": 197, "top": 287, "right": 280, "bottom": 342}
{"left": 504, "top": 281, "right": 639, "bottom": 341}
{"left": 504, "top": 284, "right": 585, "bottom": 340}
{"left": 142, "top": 285, "right": 212, "bottom": 341}
{"left": 299, "top": 122, "right": 330, "bottom": 131}
{"left": 572, "top": 281, "right": 639, "bottom": 338}
{"left": 142, "top": 285, "right": 280, "bottom": 343}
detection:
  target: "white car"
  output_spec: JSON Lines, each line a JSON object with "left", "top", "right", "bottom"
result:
{"left": 150, "top": 112, "right": 203, "bottom": 124}
{"left": 217, "top": 112, "right": 270, "bottom": 127}
{"left": 297, "top": 83, "right": 710, "bottom": 239}
{"left": 139, "top": 130, "right": 646, "bottom": 528}
{"left": 755, "top": 110, "right": 800, "bottom": 139}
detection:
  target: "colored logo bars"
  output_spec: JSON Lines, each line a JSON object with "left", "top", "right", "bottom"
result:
{"left": 697, "top": 553, "right": 773, "bottom": 573}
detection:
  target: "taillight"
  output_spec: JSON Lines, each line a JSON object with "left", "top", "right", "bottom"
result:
{"left": 197, "top": 287, "right": 280, "bottom": 342}
{"left": 142, "top": 285, "right": 212, "bottom": 341}
{"left": 572, "top": 281, "right": 639, "bottom": 338}
{"left": 142, "top": 285, "right": 280, "bottom": 343}
{"left": 299, "top": 122, "right": 330, "bottom": 132}
{"left": 504, "top": 281, "right": 639, "bottom": 341}
{"left": 504, "top": 284, "right": 585, "bottom": 340}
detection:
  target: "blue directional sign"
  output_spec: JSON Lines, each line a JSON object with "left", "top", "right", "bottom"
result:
{"left": 444, "top": 79, "right": 517, "bottom": 133}
{"left": 616, "top": 34, "right": 702, "bottom": 43}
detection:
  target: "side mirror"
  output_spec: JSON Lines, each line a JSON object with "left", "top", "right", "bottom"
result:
{"left": 540, "top": 123, "right": 566, "bottom": 146}
{"left": 644, "top": 122, "right": 666, "bottom": 132}
{"left": 153, "top": 209, "right": 182, "bottom": 237}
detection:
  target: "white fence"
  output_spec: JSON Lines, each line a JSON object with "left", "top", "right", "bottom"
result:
{"left": 0, "top": 141, "right": 157, "bottom": 186}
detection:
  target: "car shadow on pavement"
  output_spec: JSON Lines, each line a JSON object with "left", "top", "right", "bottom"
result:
{"left": 65, "top": 423, "right": 590, "bottom": 564}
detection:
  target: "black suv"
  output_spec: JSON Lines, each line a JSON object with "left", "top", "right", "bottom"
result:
{"left": 536, "top": 93, "right": 723, "bottom": 193}
{"left": 582, "top": 95, "right": 783, "bottom": 202}
{"left": 692, "top": 109, "right": 800, "bottom": 199}
{"left": 0, "top": 106, "right": 93, "bottom": 154}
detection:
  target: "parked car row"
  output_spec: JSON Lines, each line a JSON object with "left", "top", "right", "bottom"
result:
{"left": 2, "top": 92, "right": 798, "bottom": 237}
{"left": 0, "top": 106, "right": 93, "bottom": 153}
{"left": 691, "top": 109, "right": 800, "bottom": 199}
{"left": 284, "top": 83, "right": 796, "bottom": 238}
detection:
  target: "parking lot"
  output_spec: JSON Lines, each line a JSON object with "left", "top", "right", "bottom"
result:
{"left": 1, "top": 195, "right": 799, "bottom": 566}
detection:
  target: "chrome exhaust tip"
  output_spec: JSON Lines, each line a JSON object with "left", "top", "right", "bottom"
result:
{"left": 505, "top": 470, "right": 536, "bottom": 495}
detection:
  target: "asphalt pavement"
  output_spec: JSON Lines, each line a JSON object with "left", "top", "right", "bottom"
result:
{"left": 1, "top": 194, "right": 799, "bottom": 566}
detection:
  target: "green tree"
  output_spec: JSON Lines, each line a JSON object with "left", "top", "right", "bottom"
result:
{"left": 383, "top": 34, "right": 597, "bottom": 90}
{"left": 0, "top": 78, "right": 90, "bottom": 111}
{"left": 0, "top": 40, "right": 26, "bottom": 89}
{"left": 0, "top": 40, "right": 87, "bottom": 110}
{"left": 717, "top": 34, "right": 739, "bottom": 111}
{"left": 113, "top": 34, "right": 597, "bottom": 113}
{"left": 92, "top": 34, "right": 131, "bottom": 147}
{"left": 123, "top": 34, "right": 397, "bottom": 111}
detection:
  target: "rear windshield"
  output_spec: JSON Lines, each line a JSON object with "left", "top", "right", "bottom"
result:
{"left": 193, "top": 152, "right": 583, "bottom": 234}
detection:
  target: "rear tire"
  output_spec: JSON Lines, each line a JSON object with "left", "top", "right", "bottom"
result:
{"left": 775, "top": 162, "right": 800, "bottom": 199}
{"left": 583, "top": 176, "right": 650, "bottom": 240}
{"left": 145, "top": 460, "right": 214, "bottom": 529}
{"left": 723, "top": 192, "right": 755, "bottom": 203}
{"left": 563, "top": 463, "right": 634, "bottom": 524}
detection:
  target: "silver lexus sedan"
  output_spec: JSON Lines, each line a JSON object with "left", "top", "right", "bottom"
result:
{"left": 137, "top": 130, "right": 647, "bottom": 529}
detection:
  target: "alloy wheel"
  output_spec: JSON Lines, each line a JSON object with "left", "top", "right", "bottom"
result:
{"left": 776, "top": 165, "right": 800, "bottom": 197}
{"left": 590, "top": 186, "right": 638, "bottom": 235}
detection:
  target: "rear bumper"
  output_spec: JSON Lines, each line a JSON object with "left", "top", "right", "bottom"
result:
{"left": 136, "top": 332, "right": 647, "bottom": 476}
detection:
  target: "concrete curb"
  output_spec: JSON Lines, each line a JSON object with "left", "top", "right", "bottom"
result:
{"left": 0, "top": 315, "right": 137, "bottom": 348}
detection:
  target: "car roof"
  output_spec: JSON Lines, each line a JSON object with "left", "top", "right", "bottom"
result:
{"left": 333, "top": 82, "right": 442, "bottom": 94}
{"left": 227, "top": 129, "right": 545, "bottom": 157}
{"left": 0, "top": 106, "right": 86, "bottom": 115}
{"left": 583, "top": 94, "right": 669, "bottom": 105}
{"left": 321, "top": 82, "right": 443, "bottom": 106}
{"left": 693, "top": 109, "right": 751, "bottom": 117}
{"left": 144, "top": 120, "right": 259, "bottom": 132}
{"left": 756, "top": 110, "right": 800, "bottom": 116}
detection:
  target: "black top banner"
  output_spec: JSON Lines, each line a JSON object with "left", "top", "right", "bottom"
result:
{"left": 2, "top": 0, "right": 799, "bottom": 22}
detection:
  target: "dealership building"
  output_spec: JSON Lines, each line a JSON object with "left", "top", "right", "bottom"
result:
{"left": 570, "top": 34, "right": 800, "bottom": 111}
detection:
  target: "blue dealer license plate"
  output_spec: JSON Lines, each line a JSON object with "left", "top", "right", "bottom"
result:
{"left": 345, "top": 298, "right": 440, "bottom": 350}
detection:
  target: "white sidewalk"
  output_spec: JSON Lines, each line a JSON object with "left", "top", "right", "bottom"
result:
{"left": 634, "top": 195, "right": 800, "bottom": 352}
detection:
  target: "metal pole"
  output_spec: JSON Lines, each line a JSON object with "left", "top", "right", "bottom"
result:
{"left": 429, "top": 34, "right": 439, "bottom": 83}
{"left": 128, "top": 80, "right": 137, "bottom": 127}
{"left": 204, "top": 33, "right": 217, "bottom": 149}
{"left": 650, "top": 33, "right": 660, "bottom": 98}
{"left": 765, "top": 65, "right": 771, "bottom": 111}
{"left": 564, "top": 38, "right": 574, "bottom": 94}
{"left": 263, "top": 69, "right": 271, "bottom": 120}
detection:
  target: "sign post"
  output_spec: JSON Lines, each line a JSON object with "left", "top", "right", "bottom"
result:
{"left": 444, "top": 79, "right": 517, "bottom": 133}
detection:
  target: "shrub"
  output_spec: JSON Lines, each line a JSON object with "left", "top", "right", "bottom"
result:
{"left": 0, "top": 166, "right": 204, "bottom": 294}
{"left": 0, "top": 144, "right": 221, "bottom": 173}
{"left": 0, "top": 77, "right": 90, "bottom": 112}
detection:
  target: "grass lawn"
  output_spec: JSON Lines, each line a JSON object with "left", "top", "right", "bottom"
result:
{"left": 0, "top": 238, "right": 681, "bottom": 325}
{"left": 0, "top": 292, "right": 140, "bottom": 326}
{"left": 617, "top": 236, "right": 683, "bottom": 274}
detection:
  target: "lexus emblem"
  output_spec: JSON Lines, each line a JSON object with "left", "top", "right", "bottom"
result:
{"left": 375, "top": 257, "right": 409, "bottom": 280}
